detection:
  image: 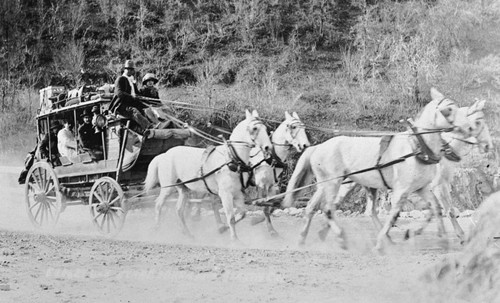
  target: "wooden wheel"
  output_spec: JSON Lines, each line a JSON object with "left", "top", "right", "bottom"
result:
{"left": 89, "top": 177, "right": 127, "bottom": 236}
{"left": 25, "top": 161, "right": 63, "bottom": 228}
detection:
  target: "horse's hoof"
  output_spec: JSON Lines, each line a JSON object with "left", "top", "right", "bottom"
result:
{"left": 269, "top": 230, "right": 280, "bottom": 238}
{"left": 404, "top": 229, "right": 411, "bottom": 241}
{"left": 372, "top": 245, "right": 385, "bottom": 255}
{"left": 182, "top": 231, "right": 195, "bottom": 239}
{"left": 318, "top": 227, "right": 330, "bottom": 242}
{"left": 338, "top": 240, "right": 348, "bottom": 250}
{"left": 298, "top": 238, "right": 306, "bottom": 247}
{"left": 218, "top": 225, "right": 229, "bottom": 234}
{"left": 235, "top": 212, "right": 246, "bottom": 223}
{"left": 438, "top": 238, "right": 449, "bottom": 251}
{"left": 250, "top": 215, "right": 266, "bottom": 226}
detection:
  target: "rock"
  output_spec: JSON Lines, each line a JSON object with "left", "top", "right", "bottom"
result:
{"left": 0, "top": 284, "right": 10, "bottom": 291}
{"left": 289, "top": 207, "right": 302, "bottom": 216}
{"left": 334, "top": 210, "right": 343, "bottom": 217}
{"left": 273, "top": 209, "right": 284, "bottom": 217}
{"left": 399, "top": 211, "right": 410, "bottom": 218}
{"left": 343, "top": 210, "right": 352, "bottom": 217}
{"left": 409, "top": 210, "right": 424, "bottom": 219}
{"left": 460, "top": 209, "right": 475, "bottom": 217}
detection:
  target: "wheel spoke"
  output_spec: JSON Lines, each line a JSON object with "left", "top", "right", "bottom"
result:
{"left": 33, "top": 202, "right": 43, "bottom": 223}
{"left": 110, "top": 206, "right": 125, "bottom": 214}
{"left": 33, "top": 169, "right": 43, "bottom": 192}
{"left": 29, "top": 200, "right": 41, "bottom": 211}
{"left": 39, "top": 203, "right": 45, "bottom": 225}
{"left": 27, "top": 183, "right": 38, "bottom": 193}
{"left": 98, "top": 184, "right": 107, "bottom": 203}
{"left": 38, "top": 168, "right": 47, "bottom": 192}
{"left": 93, "top": 210, "right": 103, "bottom": 221}
{"left": 106, "top": 214, "right": 110, "bottom": 233}
{"left": 47, "top": 204, "right": 54, "bottom": 221}
{"left": 99, "top": 212, "right": 107, "bottom": 231}
{"left": 43, "top": 169, "right": 49, "bottom": 192}
{"left": 108, "top": 211, "right": 118, "bottom": 229}
{"left": 93, "top": 191, "right": 106, "bottom": 205}
{"left": 45, "top": 182, "right": 55, "bottom": 195}
{"left": 109, "top": 196, "right": 121, "bottom": 206}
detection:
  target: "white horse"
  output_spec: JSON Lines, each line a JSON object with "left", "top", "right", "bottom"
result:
{"left": 248, "top": 111, "right": 310, "bottom": 236}
{"left": 282, "top": 88, "right": 473, "bottom": 251}
{"left": 323, "top": 100, "right": 492, "bottom": 245}
{"left": 403, "top": 99, "right": 492, "bottom": 242}
{"left": 144, "top": 109, "right": 272, "bottom": 240}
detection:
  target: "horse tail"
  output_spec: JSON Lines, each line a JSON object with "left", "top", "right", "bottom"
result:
{"left": 282, "top": 146, "right": 316, "bottom": 208}
{"left": 144, "top": 155, "right": 160, "bottom": 191}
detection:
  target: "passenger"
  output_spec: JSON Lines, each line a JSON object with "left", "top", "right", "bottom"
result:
{"left": 108, "top": 59, "right": 152, "bottom": 133}
{"left": 57, "top": 118, "right": 78, "bottom": 159}
{"left": 78, "top": 108, "right": 103, "bottom": 160}
{"left": 139, "top": 73, "right": 159, "bottom": 99}
{"left": 40, "top": 120, "right": 62, "bottom": 166}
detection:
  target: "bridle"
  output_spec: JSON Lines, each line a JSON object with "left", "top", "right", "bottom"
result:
{"left": 227, "top": 118, "right": 265, "bottom": 149}
{"left": 272, "top": 119, "right": 306, "bottom": 149}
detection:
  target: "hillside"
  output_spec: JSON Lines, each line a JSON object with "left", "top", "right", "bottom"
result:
{"left": 1, "top": 0, "right": 500, "bottom": 209}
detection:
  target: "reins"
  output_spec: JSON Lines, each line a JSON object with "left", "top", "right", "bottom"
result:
{"left": 246, "top": 151, "right": 419, "bottom": 207}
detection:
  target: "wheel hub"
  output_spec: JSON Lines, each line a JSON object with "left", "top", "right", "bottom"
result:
{"left": 34, "top": 192, "right": 47, "bottom": 204}
{"left": 96, "top": 203, "right": 110, "bottom": 213}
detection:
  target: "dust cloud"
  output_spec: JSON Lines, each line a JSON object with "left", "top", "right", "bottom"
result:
{"left": 421, "top": 191, "right": 500, "bottom": 302}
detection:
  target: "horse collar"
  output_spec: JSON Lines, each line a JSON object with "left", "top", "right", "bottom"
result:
{"left": 226, "top": 143, "right": 253, "bottom": 173}
{"left": 267, "top": 147, "right": 288, "bottom": 169}
{"left": 441, "top": 140, "right": 461, "bottom": 162}
{"left": 407, "top": 121, "right": 441, "bottom": 165}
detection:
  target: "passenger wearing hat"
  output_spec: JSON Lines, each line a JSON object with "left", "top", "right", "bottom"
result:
{"left": 39, "top": 120, "right": 62, "bottom": 166}
{"left": 78, "top": 108, "right": 102, "bottom": 160}
{"left": 139, "top": 73, "right": 159, "bottom": 99}
{"left": 108, "top": 59, "right": 151, "bottom": 133}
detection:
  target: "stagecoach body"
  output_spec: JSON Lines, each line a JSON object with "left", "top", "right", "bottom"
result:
{"left": 25, "top": 93, "right": 191, "bottom": 236}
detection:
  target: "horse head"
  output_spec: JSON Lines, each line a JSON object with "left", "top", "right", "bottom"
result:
{"left": 465, "top": 99, "right": 493, "bottom": 153}
{"left": 238, "top": 109, "right": 272, "bottom": 156}
{"left": 277, "top": 111, "right": 310, "bottom": 153}
{"left": 416, "top": 88, "right": 472, "bottom": 137}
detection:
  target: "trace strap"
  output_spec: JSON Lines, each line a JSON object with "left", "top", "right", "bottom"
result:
{"left": 246, "top": 151, "right": 419, "bottom": 207}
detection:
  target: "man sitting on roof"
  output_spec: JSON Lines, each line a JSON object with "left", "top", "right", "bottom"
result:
{"left": 108, "top": 60, "right": 152, "bottom": 134}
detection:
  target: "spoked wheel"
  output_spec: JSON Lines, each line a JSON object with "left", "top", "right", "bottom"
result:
{"left": 89, "top": 177, "right": 127, "bottom": 236}
{"left": 25, "top": 161, "right": 63, "bottom": 228}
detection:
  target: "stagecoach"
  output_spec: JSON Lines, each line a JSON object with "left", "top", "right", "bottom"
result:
{"left": 24, "top": 85, "right": 192, "bottom": 236}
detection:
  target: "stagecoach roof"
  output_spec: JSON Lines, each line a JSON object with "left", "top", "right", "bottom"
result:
{"left": 36, "top": 98, "right": 108, "bottom": 119}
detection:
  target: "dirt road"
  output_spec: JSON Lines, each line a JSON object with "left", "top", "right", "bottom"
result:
{"left": 0, "top": 169, "right": 470, "bottom": 303}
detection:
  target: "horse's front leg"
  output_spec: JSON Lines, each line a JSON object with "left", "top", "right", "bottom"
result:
{"left": 218, "top": 189, "right": 238, "bottom": 241}
{"left": 299, "top": 189, "right": 323, "bottom": 246}
{"left": 233, "top": 190, "right": 247, "bottom": 224}
{"left": 154, "top": 187, "right": 173, "bottom": 230}
{"left": 435, "top": 183, "right": 464, "bottom": 244}
{"left": 263, "top": 185, "right": 279, "bottom": 237}
{"left": 366, "top": 187, "right": 382, "bottom": 231}
{"left": 375, "top": 189, "right": 408, "bottom": 253}
{"left": 418, "top": 187, "right": 448, "bottom": 250}
{"left": 175, "top": 187, "right": 194, "bottom": 238}
{"left": 211, "top": 199, "right": 229, "bottom": 234}
{"left": 319, "top": 182, "right": 346, "bottom": 249}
